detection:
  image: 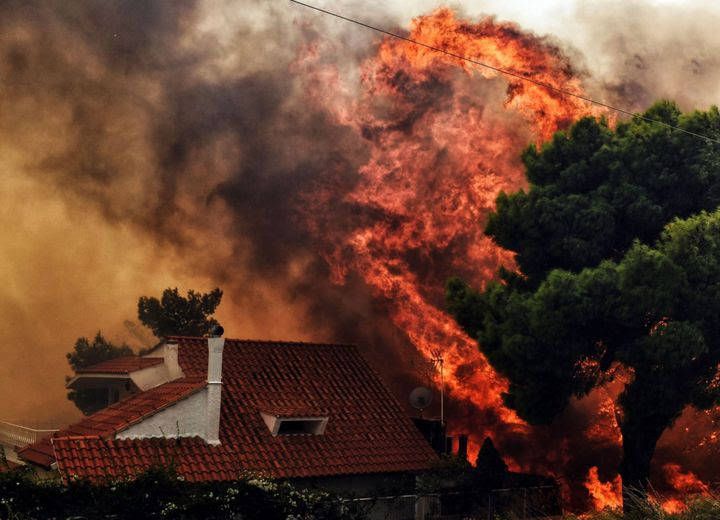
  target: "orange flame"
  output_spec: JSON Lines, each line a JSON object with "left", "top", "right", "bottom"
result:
{"left": 661, "top": 498, "right": 686, "bottom": 514}
{"left": 584, "top": 466, "right": 623, "bottom": 511}
{"left": 663, "top": 463, "right": 710, "bottom": 495}
{"left": 582, "top": 464, "right": 710, "bottom": 513}
{"left": 298, "top": 8, "right": 598, "bottom": 460}
{"left": 658, "top": 463, "right": 710, "bottom": 512}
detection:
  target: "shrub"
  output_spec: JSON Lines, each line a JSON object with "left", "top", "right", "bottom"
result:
{"left": 0, "top": 466, "right": 360, "bottom": 520}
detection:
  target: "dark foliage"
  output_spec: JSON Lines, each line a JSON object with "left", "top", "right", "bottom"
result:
{"left": 420, "top": 449, "right": 559, "bottom": 518}
{"left": 138, "top": 287, "right": 223, "bottom": 339}
{"left": 447, "top": 101, "right": 720, "bottom": 506}
{"left": 0, "top": 466, "right": 358, "bottom": 520}
{"left": 475, "top": 437, "right": 508, "bottom": 489}
{"left": 485, "top": 102, "right": 720, "bottom": 284}
{"left": 66, "top": 332, "right": 133, "bottom": 372}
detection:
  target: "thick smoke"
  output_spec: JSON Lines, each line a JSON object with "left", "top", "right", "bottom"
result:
{"left": 0, "top": 0, "right": 414, "bottom": 425}
{"left": 1, "top": 0, "right": 719, "bottom": 508}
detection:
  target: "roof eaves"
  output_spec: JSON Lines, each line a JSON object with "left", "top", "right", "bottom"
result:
{"left": 112, "top": 382, "right": 206, "bottom": 435}
{"left": 66, "top": 374, "right": 131, "bottom": 389}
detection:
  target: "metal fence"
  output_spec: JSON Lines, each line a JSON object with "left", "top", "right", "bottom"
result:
{"left": 484, "top": 486, "right": 563, "bottom": 519}
{"left": 345, "top": 494, "right": 441, "bottom": 520}
{"left": 439, "top": 486, "right": 562, "bottom": 520}
{"left": 0, "top": 420, "right": 57, "bottom": 448}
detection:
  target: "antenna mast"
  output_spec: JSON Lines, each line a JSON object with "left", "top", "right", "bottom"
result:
{"left": 431, "top": 350, "right": 445, "bottom": 426}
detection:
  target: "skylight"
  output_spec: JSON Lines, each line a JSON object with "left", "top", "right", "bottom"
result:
{"left": 260, "top": 412, "right": 328, "bottom": 436}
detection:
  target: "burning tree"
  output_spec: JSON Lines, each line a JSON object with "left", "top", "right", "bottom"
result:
{"left": 447, "top": 101, "right": 720, "bottom": 508}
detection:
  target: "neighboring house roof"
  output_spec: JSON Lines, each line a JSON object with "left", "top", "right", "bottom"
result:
{"left": 18, "top": 377, "right": 205, "bottom": 468}
{"left": 75, "top": 356, "right": 164, "bottom": 374}
{"left": 22, "top": 337, "right": 438, "bottom": 482}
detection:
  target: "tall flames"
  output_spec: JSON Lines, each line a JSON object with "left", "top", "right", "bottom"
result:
{"left": 298, "top": 8, "right": 597, "bottom": 461}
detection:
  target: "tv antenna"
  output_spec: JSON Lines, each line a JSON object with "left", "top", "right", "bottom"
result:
{"left": 431, "top": 349, "right": 445, "bottom": 426}
{"left": 409, "top": 386, "right": 434, "bottom": 418}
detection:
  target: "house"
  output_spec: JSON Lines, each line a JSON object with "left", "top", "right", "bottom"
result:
{"left": 17, "top": 335, "right": 438, "bottom": 498}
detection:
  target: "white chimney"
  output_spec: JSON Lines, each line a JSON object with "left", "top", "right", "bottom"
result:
{"left": 205, "top": 335, "right": 224, "bottom": 445}
{"left": 164, "top": 341, "right": 183, "bottom": 380}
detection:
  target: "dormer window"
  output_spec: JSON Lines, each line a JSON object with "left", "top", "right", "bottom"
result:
{"left": 260, "top": 412, "right": 328, "bottom": 436}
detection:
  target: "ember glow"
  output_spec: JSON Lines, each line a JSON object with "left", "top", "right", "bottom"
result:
{"left": 659, "top": 463, "right": 711, "bottom": 512}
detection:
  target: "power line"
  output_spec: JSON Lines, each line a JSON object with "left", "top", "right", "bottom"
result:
{"left": 289, "top": 0, "right": 720, "bottom": 145}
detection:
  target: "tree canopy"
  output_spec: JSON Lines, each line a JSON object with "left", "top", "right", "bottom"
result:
{"left": 138, "top": 287, "right": 223, "bottom": 338}
{"left": 66, "top": 331, "right": 133, "bottom": 372}
{"left": 485, "top": 102, "right": 720, "bottom": 284}
{"left": 447, "top": 101, "right": 720, "bottom": 503}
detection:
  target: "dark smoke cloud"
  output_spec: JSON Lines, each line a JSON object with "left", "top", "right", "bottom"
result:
{"left": 0, "top": 0, "right": 412, "bottom": 425}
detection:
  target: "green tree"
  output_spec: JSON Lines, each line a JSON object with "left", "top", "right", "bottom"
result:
{"left": 447, "top": 102, "right": 720, "bottom": 507}
{"left": 137, "top": 287, "right": 223, "bottom": 338}
{"left": 486, "top": 102, "right": 720, "bottom": 285}
{"left": 66, "top": 332, "right": 133, "bottom": 415}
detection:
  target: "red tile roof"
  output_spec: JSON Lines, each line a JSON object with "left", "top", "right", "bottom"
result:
{"left": 25, "top": 337, "right": 438, "bottom": 481}
{"left": 53, "top": 436, "right": 241, "bottom": 482}
{"left": 75, "top": 356, "right": 163, "bottom": 374}
{"left": 0, "top": 460, "right": 21, "bottom": 473}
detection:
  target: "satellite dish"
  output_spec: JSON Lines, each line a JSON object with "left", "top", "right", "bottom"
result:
{"left": 409, "top": 386, "right": 434, "bottom": 417}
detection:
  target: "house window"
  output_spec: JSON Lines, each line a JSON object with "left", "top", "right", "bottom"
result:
{"left": 260, "top": 412, "right": 328, "bottom": 436}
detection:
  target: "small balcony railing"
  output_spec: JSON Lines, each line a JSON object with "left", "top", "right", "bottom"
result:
{"left": 0, "top": 420, "right": 58, "bottom": 448}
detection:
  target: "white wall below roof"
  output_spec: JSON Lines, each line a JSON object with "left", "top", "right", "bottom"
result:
{"left": 115, "top": 388, "right": 208, "bottom": 440}
{"left": 128, "top": 364, "right": 172, "bottom": 391}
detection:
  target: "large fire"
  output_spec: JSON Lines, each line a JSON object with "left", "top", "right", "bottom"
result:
{"left": 298, "top": 8, "right": 597, "bottom": 461}
{"left": 295, "top": 5, "right": 714, "bottom": 508}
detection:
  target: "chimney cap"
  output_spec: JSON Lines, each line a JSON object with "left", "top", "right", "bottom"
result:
{"left": 208, "top": 324, "right": 224, "bottom": 338}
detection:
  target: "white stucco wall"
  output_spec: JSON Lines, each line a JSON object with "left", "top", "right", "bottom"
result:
{"left": 130, "top": 363, "right": 176, "bottom": 391}
{"left": 115, "top": 388, "right": 208, "bottom": 439}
